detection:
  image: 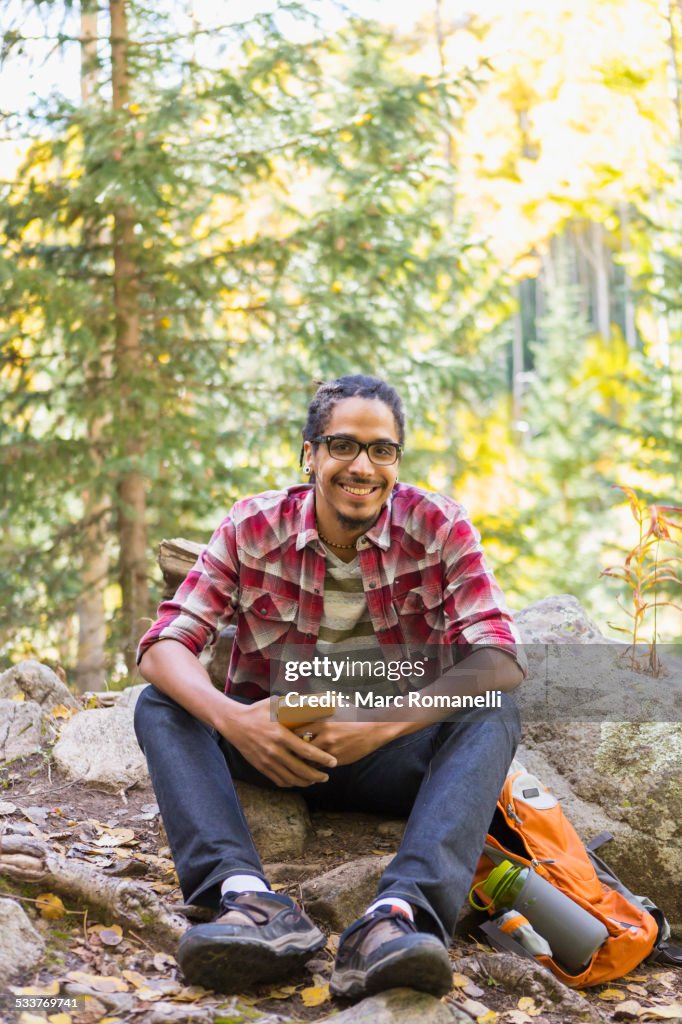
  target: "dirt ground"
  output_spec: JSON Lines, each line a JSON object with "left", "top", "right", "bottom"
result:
{"left": 0, "top": 752, "right": 681, "bottom": 1024}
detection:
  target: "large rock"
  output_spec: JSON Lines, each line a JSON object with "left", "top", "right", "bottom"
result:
{"left": 52, "top": 705, "right": 150, "bottom": 791}
{"left": 515, "top": 595, "right": 609, "bottom": 644}
{"left": 515, "top": 595, "right": 682, "bottom": 936}
{"left": 331, "top": 989, "right": 469, "bottom": 1024}
{"left": 0, "top": 897, "right": 45, "bottom": 985}
{"left": 0, "top": 699, "right": 57, "bottom": 762}
{"left": 300, "top": 855, "right": 393, "bottom": 930}
{"left": 0, "top": 660, "right": 79, "bottom": 713}
{"left": 234, "top": 782, "right": 311, "bottom": 861}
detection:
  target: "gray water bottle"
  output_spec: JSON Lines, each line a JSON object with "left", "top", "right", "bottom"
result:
{"left": 473, "top": 860, "right": 609, "bottom": 973}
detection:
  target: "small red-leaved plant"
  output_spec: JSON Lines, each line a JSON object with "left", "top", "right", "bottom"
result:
{"left": 601, "top": 485, "right": 682, "bottom": 675}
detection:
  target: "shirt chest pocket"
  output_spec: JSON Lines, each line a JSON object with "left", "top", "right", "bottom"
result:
{"left": 392, "top": 584, "right": 443, "bottom": 635}
{"left": 239, "top": 587, "right": 298, "bottom": 651}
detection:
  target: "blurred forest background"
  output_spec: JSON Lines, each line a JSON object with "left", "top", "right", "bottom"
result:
{"left": 1, "top": 0, "right": 682, "bottom": 688}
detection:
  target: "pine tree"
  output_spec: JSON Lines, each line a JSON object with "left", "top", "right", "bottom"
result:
{"left": 0, "top": 2, "right": 503, "bottom": 676}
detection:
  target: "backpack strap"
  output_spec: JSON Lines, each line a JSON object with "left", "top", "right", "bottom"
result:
{"left": 647, "top": 942, "right": 682, "bottom": 968}
{"left": 586, "top": 831, "right": 614, "bottom": 852}
{"left": 479, "top": 920, "right": 541, "bottom": 963}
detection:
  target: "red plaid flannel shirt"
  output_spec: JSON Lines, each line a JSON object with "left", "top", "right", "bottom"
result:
{"left": 137, "top": 483, "right": 525, "bottom": 697}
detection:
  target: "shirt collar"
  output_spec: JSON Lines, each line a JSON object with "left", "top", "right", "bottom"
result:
{"left": 295, "top": 485, "right": 393, "bottom": 552}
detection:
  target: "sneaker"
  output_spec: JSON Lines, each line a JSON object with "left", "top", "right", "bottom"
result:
{"left": 176, "top": 890, "right": 326, "bottom": 992}
{"left": 330, "top": 905, "right": 452, "bottom": 1000}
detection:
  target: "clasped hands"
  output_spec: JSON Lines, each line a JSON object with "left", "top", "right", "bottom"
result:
{"left": 220, "top": 695, "right": 398, "bottom": 788}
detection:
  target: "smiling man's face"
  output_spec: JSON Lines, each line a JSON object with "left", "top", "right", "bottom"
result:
{"left": 304, "top": 397, "right": 401, "bottom": 541}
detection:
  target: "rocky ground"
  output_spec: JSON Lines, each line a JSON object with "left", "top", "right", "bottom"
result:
{"left": 0, "top": 742, "right": 681, "bottom": 1024}
{"left": 1, "top": 589, "right": 681, "bottom": 1024}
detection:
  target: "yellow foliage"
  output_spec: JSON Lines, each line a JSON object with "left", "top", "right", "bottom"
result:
{"left": 36, "top": 892, "right": 66, "bottom": 919}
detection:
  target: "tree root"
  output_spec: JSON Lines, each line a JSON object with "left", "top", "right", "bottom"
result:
{"left": 451, "top": 953, "right": 604, "bottom": 1018}
{"left": 0, "top": 834, "right": 187, "bottom": 953}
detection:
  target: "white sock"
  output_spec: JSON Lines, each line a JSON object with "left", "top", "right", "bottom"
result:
{"left": 221, "top": 873, "right": 271, "bottom": 896}
{"left": 366, "top": 896, "right": 414, "bottom": 920}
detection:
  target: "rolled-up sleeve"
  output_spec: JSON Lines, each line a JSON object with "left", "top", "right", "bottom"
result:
{"left": 442, "top": 507, "right": 527, "bottom": 677}
{"left": 137, "top": 516, "right": 239, "bottom": 664}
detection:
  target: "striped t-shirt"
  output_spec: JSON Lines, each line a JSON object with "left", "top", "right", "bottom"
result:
{"left": 316, "top": 544, "right": 374, "bottom": 653}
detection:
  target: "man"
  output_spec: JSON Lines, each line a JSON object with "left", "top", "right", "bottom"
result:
{"left": 135, "top": 374, "right": 525, "bottom": 1001}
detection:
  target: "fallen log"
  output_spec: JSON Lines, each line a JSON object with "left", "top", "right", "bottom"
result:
{"left": 158, "top": 538, "right": 202, "bottom": 599}
{"left": 0, "top": 834, "right": 187, "bottom": 953}
{"left": 450, "top": 953, "right": 599, "bottom": 1016}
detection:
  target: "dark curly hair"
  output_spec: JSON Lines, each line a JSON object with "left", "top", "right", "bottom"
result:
{"left": 299, "top": 375, "right": 405, "bottom": 467}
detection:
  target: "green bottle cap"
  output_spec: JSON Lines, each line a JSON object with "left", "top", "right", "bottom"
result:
{"left": 469, "top": 859, "right": 524, "bottom": 912}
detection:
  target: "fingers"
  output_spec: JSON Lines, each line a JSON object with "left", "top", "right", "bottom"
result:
{"left": 266, "top": 750, "right": 331, "bottom": 787}
{"left": 286, "top": 731, "right": 337, "bottom": 768}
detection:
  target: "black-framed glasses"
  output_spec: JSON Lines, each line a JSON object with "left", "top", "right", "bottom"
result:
{"left": 313, "top": 434, "right": 403, "bottom": 466}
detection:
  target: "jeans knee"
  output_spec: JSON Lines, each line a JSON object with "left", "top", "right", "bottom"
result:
{"left": 499, "top": 691, "right": 522, "bottom": 747}
{"left": 133, "top": 683, "right": 174, "bottom": 747}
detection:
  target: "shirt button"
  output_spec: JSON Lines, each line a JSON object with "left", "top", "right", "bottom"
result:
{"left": 306, "top": 632, "right": 313, "bottom": 639}
{"left": 259, "top": 607, "right": 267, "bottom": 614}
{"left": 313, "top": 587, "right": 320, "bottom": 594}
{"left": 369, "top": 582, "right": 377, "bottom": 589}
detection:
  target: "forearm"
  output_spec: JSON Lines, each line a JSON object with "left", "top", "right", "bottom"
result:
{"left": 365, "top": 648, "right": 523, "bottom": 739}
{"left": 137, "top": 639, "right": 243, "bottom": 738}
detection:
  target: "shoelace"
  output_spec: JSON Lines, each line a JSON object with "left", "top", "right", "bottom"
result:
{"left": 342, "top": 905, "right": 416, "bottom": 944}
{"left": 218, "top": 892, "right": 292, "bottom": 925}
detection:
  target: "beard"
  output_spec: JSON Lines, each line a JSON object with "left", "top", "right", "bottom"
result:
{"left": 334, "top": 507, "right": 381, "bottom": 532}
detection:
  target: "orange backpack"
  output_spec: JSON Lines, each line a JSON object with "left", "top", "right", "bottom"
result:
{"left": 471, "top": 766, "right": 668, "bottom": 987}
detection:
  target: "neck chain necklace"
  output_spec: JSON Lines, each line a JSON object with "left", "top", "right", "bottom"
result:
{"left": 317, "top": 529, "right": 358, "bottom": 550}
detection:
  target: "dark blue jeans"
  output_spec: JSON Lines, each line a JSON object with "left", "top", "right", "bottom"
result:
{"left": 133, "top": 686, "right": 521, "bottom": 945}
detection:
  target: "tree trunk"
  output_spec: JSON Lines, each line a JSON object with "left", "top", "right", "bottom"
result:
{"left": 667, "top": 0, "right": 682, "bottom": 143}
{"left": 110, "top": 0, "right": 149, "bottom": 674}
{"left": 76, "top": 0, "right": 109, "bottom": 693}
{"left": 591, "top": 221, "right": 610, "bottom": 341}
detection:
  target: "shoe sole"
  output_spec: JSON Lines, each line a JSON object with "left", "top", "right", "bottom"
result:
{"left": 330, "top": 940, "right": 452, "bottom": 1000}
{"left": 177, "top": 926, "right": 326, "bottom": 993}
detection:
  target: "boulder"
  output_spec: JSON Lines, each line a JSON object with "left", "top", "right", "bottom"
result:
{"left": 0, "top": 699, "right": 56, "bottom": 761}
{"left": 0, "top": 897, "right": 45, "bottom": 985}
{"left": 331, "top": 989, "right": 469, "bottom": 1024}
{"left": 52, "top": 705, "right": 150, "bottom": 791}
{"left": 300, "top": 855, "right": 393, "bottom": 930}
{"left": 116, "top": 682, "right": 150, "bottom": 709}
{"left": 234, "top": 782, "right": 311, "bottom": 861}
{"left": 515, "top": 595, "right": 682, "bottom": 936}
{"left": 514, "top": 595, "right": 609, "bottom": 644}
{"left": 0, "top": 660, "right": 79, "bottom": 713}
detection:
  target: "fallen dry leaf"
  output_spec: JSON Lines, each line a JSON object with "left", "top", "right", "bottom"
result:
{"left": 94, "top": 827, "right": 136, "bottom": 847}
{"left": 478, "top": 1012, "right": 499, "bottom": 1024}
{"left": 0, "top": 800, "right": 17, "bottom": 814}
{"left": 613, "top": 1000, "right": 645, "bottom": 1019}
{"left": 267, "top": 984, "right": 298, "bottom": 999}
{"left": 17, "top": 1014, "right": 44, "bottom": 1024}
{"left": 459, "top": 997, "right": 491, "bottom": 1018}
{"left": 65, "top": 971, "right": 129, "bottom": 993}
{"left": 627, "top": 984, "right": 650, "bottom": 997}
{"left": 300, "top": 982, "right": 330, "bottom": 1007}
{"left": 599, "top": 988, "right": 627, "bottom": 1002}
{"left": 46, "top": 1014, "right": 71, "bottom": 1024}
{"left": 36, "top": 892, "right": 66, "bottom": 920}
{"left": 98, "top": 925, "right": 124, "bottom": 946}
{"left": 153, "top": 952, "right": 176, "bottom": 970}
{"left": 51, "top": 704, "right": 77, "bottom": 719}
{"left": 640, "top": 1007, "right": 682, "bottom": 1021}
{"left": 504, "top": 1013, "right": 532, "bottom": 1024}
{"left": 171, "top": 986, "right": 209, "bottom": 1001}
{"left": 10, "top": 980, "right": 61, "bottom": 996}
{"left": 121, "top": 970, "right": 148, "bottom": 989}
